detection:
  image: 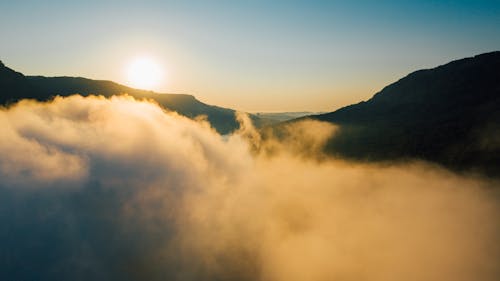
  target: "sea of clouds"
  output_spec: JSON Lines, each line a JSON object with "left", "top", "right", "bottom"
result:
{"left": 0, "top": 95, "right": 499, "bottom": 281}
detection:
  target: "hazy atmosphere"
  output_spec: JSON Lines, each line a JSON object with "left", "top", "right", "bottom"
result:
{"left": 1, "top": 1, "right": 499, "bottom": 281}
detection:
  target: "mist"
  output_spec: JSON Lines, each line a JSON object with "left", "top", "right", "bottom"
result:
{"left": 0, "top": 95, "right": 499, "bottom": 281}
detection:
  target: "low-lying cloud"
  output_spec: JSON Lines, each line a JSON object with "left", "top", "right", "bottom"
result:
{"left": 0, "top": 95, "right": 499, "bottom": 281}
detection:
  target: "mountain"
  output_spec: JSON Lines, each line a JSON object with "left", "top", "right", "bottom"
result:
{"left": 306, "top": 51, "right": 500, "bottom": 175}
{"left": 0, "top": 61, "right": 40, "bottom": 102}
{"left": 0, "top": 62, "right": 248, "bottom": 134}
{"left": 254, "top": 111, "right": 323, "bottom": 124}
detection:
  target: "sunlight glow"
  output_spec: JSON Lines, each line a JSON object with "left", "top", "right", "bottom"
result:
{"left": 126, "top": 57, "right": 164, "bottom": 90}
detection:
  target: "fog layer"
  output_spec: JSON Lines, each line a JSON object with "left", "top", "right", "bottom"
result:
{"left": 0, "top": 95, "right": 498, "bottom": 281}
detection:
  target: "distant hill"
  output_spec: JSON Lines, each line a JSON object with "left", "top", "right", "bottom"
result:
{"left": 254, "top": 111, "right": 323, "bottom": 124}
{"left": 0, "top": 62, "right": 250, "bottom": 134}
{"left": 302, "top": 51, "right": 500, "bottom": 175}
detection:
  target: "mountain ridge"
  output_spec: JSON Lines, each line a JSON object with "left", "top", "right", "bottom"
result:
{"left": 0, "top": 63, "right": 248, "bottom": 134}
{"left": 302, "top": 51, "right": 500, "bottom": 176}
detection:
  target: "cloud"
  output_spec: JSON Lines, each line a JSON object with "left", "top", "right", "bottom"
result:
{"left": 0, "top": 95, "right": 499, "bottom": 281}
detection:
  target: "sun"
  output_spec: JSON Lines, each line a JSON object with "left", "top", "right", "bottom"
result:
{"left": 126, "top": 57, "right": 164, "bottom": 90}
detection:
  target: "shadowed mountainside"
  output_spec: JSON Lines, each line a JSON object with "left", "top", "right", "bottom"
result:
{"left": 0, "top": 62, "right": 253, "bottom": 134}
{"left": 254, "top": 111, "right": 322, "bottom": 123}
{"left": 302, "top": 51, "right": 500, "bottom": 175}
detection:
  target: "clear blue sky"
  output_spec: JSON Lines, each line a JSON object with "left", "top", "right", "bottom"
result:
{"left": 1, "top": 0, "right": 499, "bottom": 111}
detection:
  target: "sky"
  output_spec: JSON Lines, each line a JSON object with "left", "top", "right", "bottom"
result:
{"left": 0, "top": 0, "right": 499, "bottom": 112}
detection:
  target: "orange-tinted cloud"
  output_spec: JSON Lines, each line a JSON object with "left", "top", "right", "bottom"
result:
{"left": 0, "top": 95, "right": 498, "bottom": 281}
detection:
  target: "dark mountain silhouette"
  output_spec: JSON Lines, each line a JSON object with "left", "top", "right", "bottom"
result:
{"left": 0, "top": 60, "right": 40, "bottom": 102}
{"left": 255, "top": 111, "right": 323, "bottom": 124}
{"left": 303, "top": 51, "right": 500, "bottom": 176}
{"left": 0, "top": 62, "right": 250, "bottom": 134}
